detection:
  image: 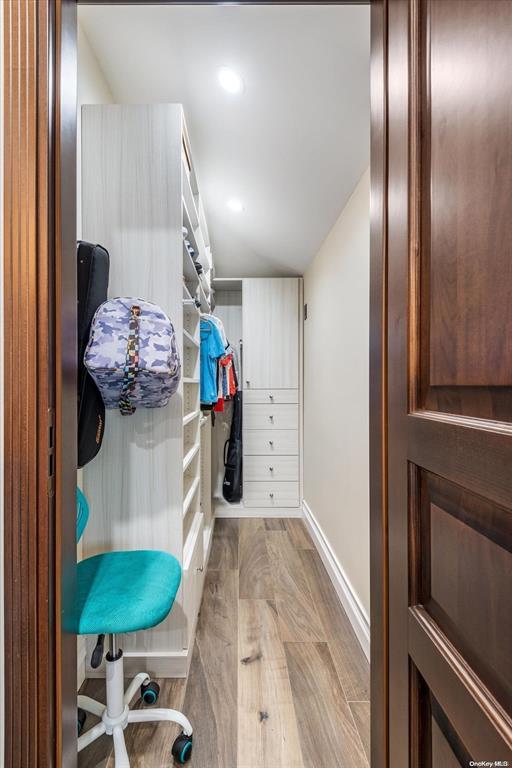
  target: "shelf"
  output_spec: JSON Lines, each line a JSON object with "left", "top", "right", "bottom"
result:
{"left": 183, "top": 242, "right": 200, "bottom": 284}
{"left": 182, "top": 201, "right": 199, "bottom": 256}
{"left": 183, "top": 409, "right": 200, "bottom": 426}
{"left": 183, "top": 199, "right": 210, "bottom": 281}
{"left": 198, "top": 283, "right": 210, "bottom": 313}
{"left": 183, "top": 282, "right": 194, "bottom": 302}
{"left": 183, "top": 475, "right": 200, "bottom": 518}
{"left": 183, "top": 329, "right": 199, "bottom": 349}
{"left": 197, "top": 198, "right": 210, "bottom": 251}
{"left": 183, "top": 283, "right": 200, "bottom": 318}
{"left": 183, "top": 377, "right": 199, "bottom": 385}
{"left": 212, "top": 277, "right": 243, "bottom": 293}
{"left": 203, "top": 522, "right": 214, "bottom": 564}
{"left": 183, "top": 509, "right": 203, "bottom": 567}
{"left": 183, "top": 251, "right": 209, "bottom": 314}
{"left": 182, "top": 158, "right": 200, "bottom": 229}
{"left": 183, "top": 441, "right": 200, "bottom": 472}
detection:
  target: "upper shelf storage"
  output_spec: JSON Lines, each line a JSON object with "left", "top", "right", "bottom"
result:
{"left": 183, "top": 241, "right": 199, "bottom": 284}
{"left": 181, "top": 114, "right": 212, "bottom": 313}
{"left": 182, "top": 157, "right": 200, "bottom": 230}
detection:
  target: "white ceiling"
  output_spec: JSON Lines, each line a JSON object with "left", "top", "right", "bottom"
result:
{"left": 78, "top": 4, "right": 370, "bottom": 278}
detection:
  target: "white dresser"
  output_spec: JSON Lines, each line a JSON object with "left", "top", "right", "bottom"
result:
{"left": 242, "top": 278, "right": 302, "bottom": 510}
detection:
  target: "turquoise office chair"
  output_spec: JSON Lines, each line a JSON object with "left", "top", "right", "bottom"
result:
{"left": 76, "top": 488, "right": 193, "bottom": 766}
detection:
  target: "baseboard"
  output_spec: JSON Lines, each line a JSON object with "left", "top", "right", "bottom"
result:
{"left": 214, "top": 501, "right": 302, "bottom": 518}
{"left": 302, "top": 500, "right": 370, "bottom": 661}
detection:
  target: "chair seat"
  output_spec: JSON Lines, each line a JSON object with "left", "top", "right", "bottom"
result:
{"left": 76, "top": 550, "right": 181, "bottom": 635}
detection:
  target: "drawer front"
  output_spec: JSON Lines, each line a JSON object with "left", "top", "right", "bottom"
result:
{"left": 244, "top": 482, "right": 300, "bottom": 508}
{"left": 183, "top": 518, "right": 204, "bottom": 646}
{"left": 244, "top": 403, "right": 298, "bottom": 430}
{"left": 243, "top": 389, "right": 298, "bottom": 405}
{"left": 244, "top": 455, "right": 299, "bottom": 482}
{"left": 243, "top": 429, "right": 299, "bottom": 456}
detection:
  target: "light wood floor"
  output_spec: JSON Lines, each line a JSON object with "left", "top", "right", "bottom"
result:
{"left": 79, "top": 518, "right": 370, "bottom": 768}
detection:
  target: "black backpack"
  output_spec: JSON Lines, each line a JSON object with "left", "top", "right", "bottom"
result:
{"left": 77, "top": 241, "right": 110, "bottom": 468}
{"left": 223, "top": 391, "right": 243, "bottom": 503}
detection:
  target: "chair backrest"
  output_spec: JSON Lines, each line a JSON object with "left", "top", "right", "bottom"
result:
{"left": 76, "top": 487, "right": 90, "bottom": 543}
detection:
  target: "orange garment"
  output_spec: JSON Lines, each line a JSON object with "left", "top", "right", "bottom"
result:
{"left": 220, "top": 354, "right": 237, "bottom": 397}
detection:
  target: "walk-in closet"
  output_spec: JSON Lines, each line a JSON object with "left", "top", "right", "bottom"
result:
{"left": 75, "top": 4, "right": 371, "bottom": 767}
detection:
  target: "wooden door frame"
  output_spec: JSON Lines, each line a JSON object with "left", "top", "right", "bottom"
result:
{"left": 369, "top": 2, "right": 388, "bottom": 767}
{"left": 3, "top": 1, "right": 77, "bottom": 766}
{"left": 3, "top": 1, "right": 385, "bottom": 766}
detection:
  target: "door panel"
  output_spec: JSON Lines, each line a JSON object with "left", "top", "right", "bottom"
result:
{"left": 425, "top": 1, "right": 512, "bottom": 391}
{"left": 416, "top": 472, "right": 512, "bottom": 714}
{"left": 379, "top": 0, "right": 512, "bottom": 765}
{"left": 420, "top": 0, "right": 512, "bottom": 418}
{"left": 242, "top": 278, "right": 299, "bottom": 389}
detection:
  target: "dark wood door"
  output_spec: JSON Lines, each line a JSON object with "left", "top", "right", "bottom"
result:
{"left": 372, "top": 0, "right": 512, "bottom": 765}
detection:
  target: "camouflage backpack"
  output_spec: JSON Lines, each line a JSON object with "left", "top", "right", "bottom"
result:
{"left": 84, "top": 297, "right": 181, "bottom": 414}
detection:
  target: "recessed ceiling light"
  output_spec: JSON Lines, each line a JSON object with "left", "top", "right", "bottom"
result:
{"left": 218, "top": 67, "right": 243, "bottom": 94}
{"left": 227, "top": 198, "right": 244, "bottom": 213}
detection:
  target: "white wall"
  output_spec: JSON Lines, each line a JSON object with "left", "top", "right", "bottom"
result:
{"left": 76, "top": 21, "right": 113, "bottom": 687}
{"left": 303, "top": 168, "right": 370, "bottom": 622}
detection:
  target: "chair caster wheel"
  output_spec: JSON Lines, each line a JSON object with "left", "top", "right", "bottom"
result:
{"left": 77, "top": 707, "right": 87, "bottom": 736}
{"left": 172, "top": 733, "right": 193, "bottom": 764}
{"left": 140, "top": 680, "right": 160, "bottom": 705}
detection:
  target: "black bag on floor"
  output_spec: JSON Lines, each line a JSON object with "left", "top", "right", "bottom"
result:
{"left": 77, "top": 241, "right": 110, "bottom": 468}
{"left": 223, "top": 391, "right": 243, "bottom": 503}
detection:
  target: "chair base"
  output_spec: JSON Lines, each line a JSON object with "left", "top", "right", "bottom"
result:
{"left": 77, "top": 650, "right": 192, "bottom": 767}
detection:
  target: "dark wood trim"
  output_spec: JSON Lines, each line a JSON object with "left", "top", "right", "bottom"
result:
{"left": 369, "top": 1, "right": 388, "bottom": 768}
{"left": 386, "top": 0, "right": 410, "bottom": 764}
{"left": 3, "top": 2, "right": 54, "bottom": 764}
{"left": 3, "top": 1, "right": 77, "bottom": 765}
{"left": 408, "top": 413, "right": 512, "bottom": 509}
{"left": 55, "top": 2, "right": 79, "bottom": 765}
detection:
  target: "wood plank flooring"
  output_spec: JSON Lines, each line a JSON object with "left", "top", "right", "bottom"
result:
{"left": 79, "top": 518, "right": 370, "bottom": 767}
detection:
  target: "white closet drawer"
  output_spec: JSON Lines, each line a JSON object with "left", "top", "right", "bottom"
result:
{"left": 182, "top": 516, "right": 204, "bottom": 646}
{"left": 243, "top": 429, "right": 299, "bottom": 456}
{"left": 243, "top": 389, "right": 298, "bottom": 405}
{"left": 244, "top": 403, "right": 298, "bottom": 430}
{"left": 244, "top": 455, "right": 299, "bottom": 482}
{"left": 244, "top": 482, "right": 300, "bottom": 508}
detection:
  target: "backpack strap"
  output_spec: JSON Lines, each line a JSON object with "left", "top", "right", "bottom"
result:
{"left": 119, "top": 304, "right": 141, "bottom": 415}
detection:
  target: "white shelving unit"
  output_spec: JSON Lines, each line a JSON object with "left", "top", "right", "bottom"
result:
{"left": 82, "top": 103, "right": 214, "bottom": 678}
{"left": 181, "top": 220, "right": 201, "bottom": 562}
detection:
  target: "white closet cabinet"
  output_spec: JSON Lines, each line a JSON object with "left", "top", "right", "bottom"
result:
{"left": 242, "top": 278, "right": 299, "bottom": 389}
{"left": 242, "top": 277, "right": 302, "bottom": 509}
{"left": 81, "top": 104, "right": 213, "bottom": 678}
